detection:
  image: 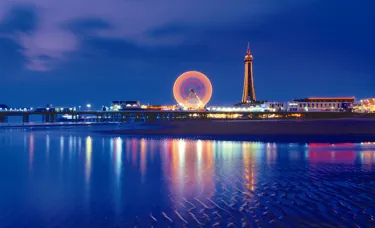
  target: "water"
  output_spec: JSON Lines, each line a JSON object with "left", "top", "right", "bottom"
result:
{"left": 0, "top": 128, "right": 375, "bottom": 227}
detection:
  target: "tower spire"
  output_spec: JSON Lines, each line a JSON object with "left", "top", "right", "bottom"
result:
{"left": 242, "top": 42, "right": 256, "bottom": 103}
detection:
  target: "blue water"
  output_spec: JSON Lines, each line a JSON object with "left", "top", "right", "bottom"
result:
{"left": 0, "top": 127, "right": 375, "bottom": 227}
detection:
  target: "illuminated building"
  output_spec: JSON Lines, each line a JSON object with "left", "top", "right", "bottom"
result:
{"left": 241, "top": 43, "right": 256, "bottom": 103}
{"left": 293, "top": 97, "right": 354, "bottom": 112}
{"left": 207, "top": 105, "right": 265, "bottom": 112}
{"left": 358, "top": 98, "right": 375, "bottom": 113}
{"left": 111, "top": 100, "right": 141, "bottom": 110}
{"left": 264, "top": 102, "right": 286, "bottom": 112}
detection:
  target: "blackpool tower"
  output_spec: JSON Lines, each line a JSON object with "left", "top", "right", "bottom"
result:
{"left": 241, "top": 43, "right": 256, "bottom": 103}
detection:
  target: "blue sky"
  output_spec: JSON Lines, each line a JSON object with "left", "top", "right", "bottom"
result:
{"left": 0, "top": 0, "right": 374, "bottom": 108}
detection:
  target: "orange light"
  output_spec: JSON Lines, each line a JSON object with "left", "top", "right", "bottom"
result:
{"left": 173, "top": 71, "right": 213, "bottom": 110}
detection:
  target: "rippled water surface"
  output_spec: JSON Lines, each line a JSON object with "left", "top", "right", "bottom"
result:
{"left": 0, "top": 128, "right": 375, "bottom": 228}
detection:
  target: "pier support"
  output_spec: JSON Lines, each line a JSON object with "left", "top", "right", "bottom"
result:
{"left": 44, "top": 114, "right": 50, "bottom": 123}
{"left": 148, "top": 113, "right": 157, "bottom": 122}
{"left": 0, "top": 116, "right": 8, "bottom": 123}
{"left": 72, "top": 114, "right": 77, "bottom": 122}
{"left": 43, "top": 114, "right": 55, "bottom": 123}
{"left": 22, "top": 115, "right": 30, "bottom": 123}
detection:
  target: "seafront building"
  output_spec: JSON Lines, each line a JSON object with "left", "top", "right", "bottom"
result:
{"left": 209, "top": 97, "right": 356, "bottom": 113}
{"left": 292, "top": 97, "right": 354, "bottom": 112}
{"left": 354, "top": 98, "right": 375, "bottom": 113}
{"left": 108, "top": 100, "right": 141, "bottom": 111}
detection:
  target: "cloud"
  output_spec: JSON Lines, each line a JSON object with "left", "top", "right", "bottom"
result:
{"left": 0, "top": 4, "right": 38, "bottom": 33}
{"left": 0, "top": 0, "right": 312, "bottom": 71}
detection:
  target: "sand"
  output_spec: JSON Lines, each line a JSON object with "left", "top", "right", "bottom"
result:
{"left": 99, "top": 119, "right": 375, "bottom": 139}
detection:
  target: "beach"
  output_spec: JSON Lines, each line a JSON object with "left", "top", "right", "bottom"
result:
{"left": 99, "top": 119, "right": 375, "bottom": 142}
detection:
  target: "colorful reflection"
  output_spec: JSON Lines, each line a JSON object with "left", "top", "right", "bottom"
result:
{"left": 360, "top": 151, "right": 375, "bottom": 168}
{"left": 140, "top": 138, "right": 147, "bottom": 181}
{"left": 266, "top": 143, "right": 277, "bottom": 163}
{"left": 85, "top": 136, "right": 92, "bottom": 183}
{"left": 308, "top": 143, "right": 356, "bottom": 164}
{"left": 13, "top": 134, "right": 375, "bottom": 228}
{"left": 46, "top": 134, "right": 50, "bottom": 158}
{"left": 60, "top": 136, "right": 64, "bottom": 163}
{"left": 162, "top": 139, "right": 215, "bottom": 201}
{"left": 112, "top": 137, "right": 123, "bottom": 215}
{"left": 29, "top": 134, "right": 34, "bottom": 171}
{"left": 242, "top": 143, "right": 256, "bottom": 191}
{"left": 113, "top": 137, "right": 122, "bottom": 178}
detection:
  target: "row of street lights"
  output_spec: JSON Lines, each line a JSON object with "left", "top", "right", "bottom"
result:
{"left": 0, "top": 104, "right": 93, "bottom": 112}
{"left": 77, "top": 104, "right": 91, "bottom": 111}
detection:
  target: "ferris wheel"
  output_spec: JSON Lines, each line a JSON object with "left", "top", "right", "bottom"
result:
{"left": 173, "top": 71, "right": 213, "bottom": 110}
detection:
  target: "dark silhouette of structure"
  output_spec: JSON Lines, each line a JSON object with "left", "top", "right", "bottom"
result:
{"left": 0, "top": 104, "right": 9, "bottom": 109}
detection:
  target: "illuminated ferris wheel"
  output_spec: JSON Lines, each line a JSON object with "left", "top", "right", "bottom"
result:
{"left": 173, "top": 71, "right": 213, "bottom": 110}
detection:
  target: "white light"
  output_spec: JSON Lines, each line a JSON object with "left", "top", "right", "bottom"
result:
{"left": 86, "top": 104, "right": 91, "bottom": 108}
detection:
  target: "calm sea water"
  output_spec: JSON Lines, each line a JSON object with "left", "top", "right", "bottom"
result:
{"left": 0, "top": 127, "right": 375, "bottom": 228}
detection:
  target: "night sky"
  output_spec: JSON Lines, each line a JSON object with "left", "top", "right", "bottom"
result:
{"left": 0, "top": 0, "right": 374, "bottom": 108}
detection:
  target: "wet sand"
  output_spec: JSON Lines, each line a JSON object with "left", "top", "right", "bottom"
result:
{"left": 0, "top": 122, "right": 118, "bottom": 128}
{"left": 99, "top": 119, "right": 375, "bottom": 142}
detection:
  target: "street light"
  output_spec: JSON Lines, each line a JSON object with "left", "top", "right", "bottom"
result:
{"left": 86, "top": 104, "right": 91, "bottom": 110}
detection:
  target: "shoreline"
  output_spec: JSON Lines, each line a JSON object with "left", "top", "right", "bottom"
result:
{"left": 97, "top": 133, "right": 375, "bottom": 143}
{"left": 2, "top": 119, "right": 375, "bottom": 143}
{"left": 98, "top": 119, "right": 375, "bottom": 143}
{"left": 0, "top": 122, "right": 125, "bottom": 129}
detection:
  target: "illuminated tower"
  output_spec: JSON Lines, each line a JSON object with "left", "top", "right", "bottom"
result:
{"left": 241, "top": 43, "right": 256, "bottom": 103}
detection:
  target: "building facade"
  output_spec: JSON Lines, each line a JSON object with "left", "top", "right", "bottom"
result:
{"left": 355, "top": 98, "right": 375, "bottom": 113}
{"left": 241, "top": 43, "right": 256, "bottom": 103}
{"left": 111, "top": 100, "right": 141, "bottom": 111}
{"left": 293, "top": 97, "right": 354, "bottom": 112}
{"left": 264, "top": 102, "right": 286, "bottom": 111}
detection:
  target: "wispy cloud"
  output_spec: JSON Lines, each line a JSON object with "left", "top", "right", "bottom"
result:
{"left": 0, "top": 0, "right": 311, "bottom": 71}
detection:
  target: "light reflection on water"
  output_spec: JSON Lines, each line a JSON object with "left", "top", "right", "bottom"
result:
{"left": 0, "top": 131, "right": 374, "bottom": 227}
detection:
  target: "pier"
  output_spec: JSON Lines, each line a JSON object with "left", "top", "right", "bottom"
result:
{"left": 0, "top": 110, "right": 374, "bottom": 124}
